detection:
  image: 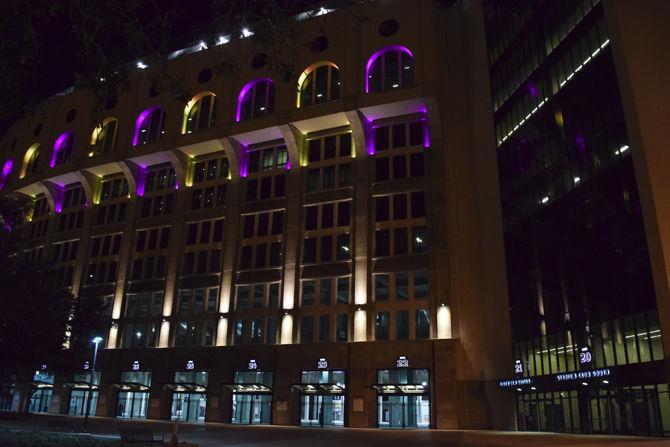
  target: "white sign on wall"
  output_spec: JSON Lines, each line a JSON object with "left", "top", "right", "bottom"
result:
{"left": 186, "top": 360, "right": 195, "bottom": 370}
{"left": 396, "top": 356, "right": 409, "bottom": 368}
{"left": 317, "top": 358, "right": 328, "bottom": 369}
{"left": 248, "top": 359, "right": 258, "bottom": 370}
{"left": 132, "top": 361, "right": 140, "bottom": 371}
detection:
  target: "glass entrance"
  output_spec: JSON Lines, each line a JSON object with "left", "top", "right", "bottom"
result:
{"left": 377, "top": 395, "right": 430, "bottom": 428}
{"left": 68, "top": 390, "right": 98, "bottom": 416}
{"left": 171, "top": 393, "right": 206, "bottom": 422}
{"left": 117, "top": 391, "right": 149, "bottom": 418}
{"left": 27, "top": 388, "right": 52, "bottom": 413}
{"left": 231, "top": 394, "right": 272, "bottom": 424}
{"left": 300, "top": 395, "right": 345, "bottom": 427}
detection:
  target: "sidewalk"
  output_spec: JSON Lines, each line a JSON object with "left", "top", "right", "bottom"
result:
{"left": 0, "top": 414, "right": 667, "bottom": 447}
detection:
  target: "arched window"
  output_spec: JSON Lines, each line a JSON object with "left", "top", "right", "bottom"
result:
{"left": 297, "top": 62, "right": 340, "bottom": 107}
{"left": 183, "top": 92, "right": 218, "bottom": 134}
{"left": 90, "top": 118, "right": 118, "bottom": 156}
{"left": 20, "top": 143, "right": 40, "bottom": 178}
{"left": 50, "top": 131, "right": 76, "bottom": 167}
{"left": 236, "top": 78, "right": 275, "bottom": 121}
{"left": 133, "top": 106, "right": 166, "bottom": 146}
{"left": 0, "top": 159, "right": 13, "bottom": 190}
{"left": 366, "top": 45, "right": 414, "bottom": 93}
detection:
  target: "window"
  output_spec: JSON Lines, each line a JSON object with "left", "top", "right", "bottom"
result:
{"left": 90, "top": 118, "right": 118, "bottom": 156}
{"left": 376, "top": 312, "right": 390, "bottom": 340}
{"left": 336, "top": 314, "right": 348, "bottom": 341}
{"left": 21, "top": 144, "right": 41, "bottom": 178}
{"left": 236, "top": 283, "right": 280, "bottom": 311}
{"left": 237, "top": 79, "right": 275, "bottom": 121}
{"left": 51, "top": 132, "right": 76, "bottom": 167}
{"left": 366, "top": 46, "right": 414, "bottom": 93}
{"left": 301, "top": 316, "right": 314, "bottom": 342}
{"left": 303, "top": 133, "right": 353, "bottom": 193}
{"left": 133, "top": 107, "right": 166, "bottom": 146}
{"left": 184, "top": 93, "right": 217, "bottom": 134}
{"left": 375, "top": 274, "right": 390, "bottom": 301}
{"left": 298, "top": 62, "right": 340, "bottom": 107}
{"left": 396, "top": 310, "right": 409, "bottom": 340}
{"left": 415, "top": 309, "right": 430, "bottom": 339}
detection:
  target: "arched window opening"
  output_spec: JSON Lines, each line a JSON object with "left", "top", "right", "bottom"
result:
{"left": 50, "top": 131, "right": 76, "bottom": 167}
{"left": 90, "top": 118, "right": 118, "bottom": 156}
{"left": 236, "top": 78, "right": 275, "bottom": 122}
{"left": 133, "top": 107, "right": 166, "bottom": 146}
{"left": 366, "top": 45, "right": 414, "bottom": 93}
{"left": 183, "top": 92, "right": 218, "bottom": 134}
{"left": 297, "top": 62, "right": 340, "bottom": 107}
{"left": 20, "top": 144, "right": 41, "bottom": 178}
{"left": 0, "top": 159, "right": 13, "bottom": 190}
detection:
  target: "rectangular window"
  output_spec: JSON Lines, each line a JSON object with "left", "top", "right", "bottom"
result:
{"left": 396, "top": 310, "right": 409, "bottom": 340}
{"left": 376, "top": 312, "right": 390, "bottom": 340}
{"left": 396, "top": 273, "right": 409, "bottom": 300}
{"left": 336, "top": 314, "right": 348, "bottom": 342}
{"left": 375, "top": 158, "right": 389, "bottom": 182}
{"left": 375, "top": 229, "right": 390, "bottom": 257}
{"left": 337, "top": 201, "right": 351, "bottom": 226}
{"left": 302, "top": 281, "right": 315, "bottom": 306}
{"left": 415, "top": 309, "right": 430, "bottom": 339}
{"left": 337, "top": 277, "right": 349, "bottom": 304}
{"left": 336, "top": 234, "right": 350, "bottom": 260}
{"left": 320, "top": 279, "right": 332, "bottom": 306}
{"left": 253, "top": 284, "right": 264, "bottom": 308}
{"left": 412, "top": 226, "right": 427, "bottom": 253}
{"left": 375, "top": 274, "right": 390, "bottom": 301}
{"left": 375, "top": 126, "right": 389, "bottom": 151}
{"left": 414, "top": 270, "right": 428, "bottom": 299}
{"left": 301, "top": 316, "right": 314, "bottom": 343}
{"left": 394, "top": 228, "right": 408, "bottom": 255}
{"left": 237, "top": 287, "right": 249, "bottom": 310}
{"left": 303, "top": 238, "right": 317, "bottom": 263}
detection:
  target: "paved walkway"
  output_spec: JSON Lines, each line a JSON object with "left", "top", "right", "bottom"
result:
{"left": 1, "top": 414, "right": 668, "bottom": 446}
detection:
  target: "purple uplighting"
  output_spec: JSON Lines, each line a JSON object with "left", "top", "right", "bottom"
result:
{"left": 52, "top": 185, "right": 65, "bottom": 213}
{"left": 135, "top": 166, "right": 148, "bottom": 196}
{"left": 0, "top": 159, "right": 14, "bottom": 190}
{"left": 235, "top": 78, "right": 273, "bottom": 122}
{"left": 239, "top": 145, "right": 249, "bottom": 177}
{"left": 133, "top": 106, "right": 161, "bottom": 146}
{"left": 50, "top": 131, "right": 74, "bottom": 167}
{"left": 365, "top": 45, "right": 414, "bottom": 93}
{"left": 528, "top": 82, "right": 538, "bottom": 99}
{"left": 575, "top": 134, "right": 586, "bottom": 153}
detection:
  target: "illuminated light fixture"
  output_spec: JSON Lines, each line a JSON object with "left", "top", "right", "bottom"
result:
{"left": 603, "top": 380, "right": 610, "bottom": 385}
{"left": 318, "top": 7, "right": 328, "bottom": 15}
{"left": 574, "top": 176, "right": 581, "bottom": 184}
{"left": 136, "top": 61, "right": 148, "bottom": 69}
{"left": 198, "top": 41, "right": 207, "bottom": 50}
{"left": 531, "top": 386, "right": 537, "bottom": 390}
{"left": 216, "top": 35, "right": 230, "bottom": 45}
{"left": 415, "top": 237, "right": 423, "bottom": 244}
{"left": 0, "top": 159, "right": 13, "bottom": 190}
{"left": 392, "top": 83, "right": 399, "bottom": 88}
{"left": 241, "top": 28, "right": 253, "bottom": 38}
{"left": 316, "top": 93, "right": 323, "bottom": 98}
{"left": 50, "top": 131, "right": 75, "bottom": 167}
{"left": 365, "top": 45, "right": 413, "bottom": 93}
{"left": 617, "top": 145, "right": 630, "bottom": 154}
{"left": 540, "top": 196, "right": 549, "bottom": 204}
{"left": 342, "top": 246, "right": 350, "bottom": 252}
{"left": 516, "top": 388, "right": 522, "bottom": 392}
{"left": 581, "top": 382, "right": 588, "bottom": 386}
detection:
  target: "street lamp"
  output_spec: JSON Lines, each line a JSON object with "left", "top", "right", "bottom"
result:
{"left": 84, "top": 336, "right": 103, "bottom": 431}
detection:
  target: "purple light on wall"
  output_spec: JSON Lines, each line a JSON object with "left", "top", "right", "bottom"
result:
{"left": 422, "top": 119, "right": 431, "bottom": 148}
{"left": 285, "top": 159, "right": 291, "bottom": 170}
{"left": 365, "top": 45, "right": 414, "bottom": 93}
{"left": 528, "top": 82, "right": 538, "bottom": 99}
{"left": 133, "top": 106, "right": 161, "bottom": 146}
{"left": 575, "top": 134, "right": 586, "bottom": 153}
{"left": 239, "top": 145, "right": 249, "bottom": 177}
{"left": 53, "top": 185, "right": 65, "bottom": 213}
{"left": 135, "top": 166, "right": 148, "bottom": 196}
{"left": 50, "top": 131, "right": 74, "bottom": 167}
{"left": 235, "top": 78, "right": 273, "bottom": 122}
{"left": 0, "top": 159, "right": 14, "bottom": 189}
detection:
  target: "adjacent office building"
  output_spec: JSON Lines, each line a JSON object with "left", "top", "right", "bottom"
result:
{"left": 0, "top": 1, "right": 512, "bottom": 430}
{"left": 486, "top": 0, "right": 670, "bottom": 437}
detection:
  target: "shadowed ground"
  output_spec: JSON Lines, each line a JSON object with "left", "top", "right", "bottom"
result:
{"left": 0, "top": 414, "right": 668, "bottom": 447}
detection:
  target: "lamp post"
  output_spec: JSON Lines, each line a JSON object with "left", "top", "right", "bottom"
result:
{"left": 84, "top": 336, "right": 103, "bottom": 431}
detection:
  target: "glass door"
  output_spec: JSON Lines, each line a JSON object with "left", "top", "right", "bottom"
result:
{"left": 231, "top": 394, "right": 271, "bottom": 424}
{"left": 377, "top": 395, "right": 430, "bottom": 429}
{"left": 68, "top": 390, "right": 98, "bottom": 416}
{"left": 27, "top": 388, "right": 52, "bottom": 413}
{"left": 171, "top": 393, "right": 207, "bottom": 422}
{"left": 117, "top": 391, "right": 149, "bottom": 419}
{"left": 300, "top": 395, "right": 345, "bottom": 427}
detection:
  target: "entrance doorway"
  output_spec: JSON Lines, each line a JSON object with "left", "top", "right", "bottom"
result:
{"left": 231, "top": 394, "right": 272, "bottom": 424}
{"left": 117, "top": 391, "right": 149, "bottom": 419}
{"left": 68, "top": 390, "right": 98, "bottom": 416}
{"left": 171, "top": 393, "right": 206, "bottom": 422}
{"left": 377, "top": 395, "right": 430, "bottom": 428}
{"left": 300, "top": 395, "right": 345, "bottom": 427}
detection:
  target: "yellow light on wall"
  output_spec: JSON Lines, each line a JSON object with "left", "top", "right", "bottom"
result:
{"left": 216, "top": 317, "right": 228, "bottom": 346}
{"left": 280, "top": 314, "right": 293, "bottom": 344}
{"left": 354, "top": 309, "right": 366, "bottom": 341}
{"left": 182, "top": 92, "right": 216, "bottom": 134}
{"left": 107, "top": 325, "right": 119, "bottom": 349}
{"left": 437, "top": 305, "right": 452, "bottom": 339}
{"left": 296, "top": 61, "right": 339, "bottom": 108}
{"left": 158, "top": 320, "right": 171, "bottom": 348}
